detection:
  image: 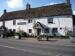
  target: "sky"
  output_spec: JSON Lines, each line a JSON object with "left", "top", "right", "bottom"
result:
{"left": 0, "top": 0, "right": 75, "bottom": 16}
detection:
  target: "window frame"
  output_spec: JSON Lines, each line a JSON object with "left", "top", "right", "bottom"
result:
{"left": 28, "top": 19, "right": 32, "bottom": 23}
{"left": 44, "top": 28, "right": 49, "bottom": 33}
{"left": 13, "top": 19, "right": 16, "bottom": 25}
{"left": 28, "top": 29, "right": 32, "bottom": 33}
{"left": 48, "top": 17, "right": 53, "bottom": 23}
{"left": 52, "top": 28, "right": 58, "bottom": 33}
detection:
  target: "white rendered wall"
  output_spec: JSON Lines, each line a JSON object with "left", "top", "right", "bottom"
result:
{"left": 16, "top": 19, "right": 35, "bottom": 35}
{"left": 4, "top": 15, "right": 73, "bottom": 36}
{"left": 5, "top": 20, "right": 15, "bottom": 29}
{"left": 0, "top": 22, "right": 3, "bottom": 26}
{"left": 53, "top": 16, "right": 73, "bottom": 36}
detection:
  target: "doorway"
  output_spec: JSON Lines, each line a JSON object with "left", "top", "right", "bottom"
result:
{"left": 37, "top": 29, "right": 41, "bottom": 36}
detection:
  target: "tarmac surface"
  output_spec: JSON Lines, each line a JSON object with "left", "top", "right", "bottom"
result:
{"left": 0, "top": 38, "right": 75, "bottom": 56}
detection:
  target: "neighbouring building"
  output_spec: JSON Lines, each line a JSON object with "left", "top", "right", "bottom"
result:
{"left": 0, "top": 0, "right": 73, "bottom": 36}
{"left": 73, "top": 15, "right": 75, "bottom": 36}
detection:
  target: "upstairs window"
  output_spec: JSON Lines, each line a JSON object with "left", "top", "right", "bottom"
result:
{"left": 48, "top": 17, "right": 53, "bottom": 23}
{"left": 13, "top": 20, "right": 16, "bottom": 25}
{"left": 28, "top": 19, "right": 32, "bottom": 23}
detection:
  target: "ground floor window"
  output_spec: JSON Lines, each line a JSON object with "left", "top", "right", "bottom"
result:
{"left": 44, "top": 28, "right": 49, "bottom": 33}
{"left": 28, "top": 29, "right": 32, "bottom": 33}
{"left": 52, "top": 28, "right": 58, "bottom": 33}
{"left": 28, "top": 19, "right": 32, "bottom": 23}
{"left": 13, "top": 29, "right": 16, "bottom": 33}
{"left": 9, "top": 29, "right": 12, "bottom": 32}
{"left": 52, "top": 28, "right": 58, "bottom": 36}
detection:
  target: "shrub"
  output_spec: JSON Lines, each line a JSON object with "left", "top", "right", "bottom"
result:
{"left": 65, "top": 31, "right": 73, "bottom": 36}
{"left": 16, "top": 30, "right": 29, "bottom": 37}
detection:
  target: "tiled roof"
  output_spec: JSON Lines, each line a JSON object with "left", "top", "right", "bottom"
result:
{"left": 0, "top": 3, "right": 72, "bottom": 21}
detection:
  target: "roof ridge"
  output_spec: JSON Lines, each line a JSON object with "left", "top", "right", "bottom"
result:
{"left": 7, "top": 3, "right": 67, "bottom": 13}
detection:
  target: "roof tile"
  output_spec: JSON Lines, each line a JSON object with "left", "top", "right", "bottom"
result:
{"left": 0, "top": 3, "right": 72, "bottom": 21}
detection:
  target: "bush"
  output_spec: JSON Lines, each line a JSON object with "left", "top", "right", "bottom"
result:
{"left": 6, "top": 29, "right": 15, "bottom": 37}
{"left": 65, "top": 31, "right": 73, "bottom": 36}
{"left": 36, "top": 35, "right": 69, "bottom": 39}
{"left": 16, "top": 30, "right": 29, "bottom": 37}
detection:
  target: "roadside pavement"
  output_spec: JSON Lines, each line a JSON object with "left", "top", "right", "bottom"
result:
{"left": 0, "top": 38, "right": 75, "bottom": 56}
{"left": 6, "top": 37, "right": 75, "bottom": 47}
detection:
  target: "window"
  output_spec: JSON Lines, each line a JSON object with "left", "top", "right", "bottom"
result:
{"left": 9, "top": 29, "right": 12, "bottom": 32}
{"left": 29, "top": 29, "right": 32, "bottom": 33}
{"left": 52, "top": 28, "right": 58, "bottom": 33}
{"left": 48, "top": 17, "right": 53, "bottom": 23}
{"left": 44, "top": 28, "right": 49, "bottom": 33}
{"left": 60, "top": 28, "right": 62, "bottom": 30}
{"left": 13, "top": 20, "right": 16, "bottom": 25}
{"left": 13, "top": 29, "right": 16, "bottom": 33}
{"left": 28, "top": 19, "right": 32, "bottom": 23}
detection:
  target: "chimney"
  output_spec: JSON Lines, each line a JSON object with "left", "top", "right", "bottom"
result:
{"left": 26, "top": 3, "right": 31, "bottom": 10}
{"left": 65, "top": 0, "right": 70, "bottom": 5}
{"left": 4, "top": 9, "right": 7, "bottom": 14}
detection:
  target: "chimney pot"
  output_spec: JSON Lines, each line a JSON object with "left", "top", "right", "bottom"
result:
{"left": 65, "top": 0, "right": 70, "bottom": 5}
{"left": 4, "top": 9, "right": 7, "bottom": 14}
{"left": 26, "top": 3, "right": 31, "bottom": 10}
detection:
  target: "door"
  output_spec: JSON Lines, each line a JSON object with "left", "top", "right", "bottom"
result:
{"left": 37, "top": 29, "right": 41, "bottom": 36}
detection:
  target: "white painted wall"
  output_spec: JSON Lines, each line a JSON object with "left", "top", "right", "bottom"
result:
{"left": 55, "top": 16, "right": 73, "bottom": 36}
{"left": 0, "top": 22, "right": 3, "bottom": 26}
{"left": 34, "top": 16, "right": 73, "bottom": 36}
{"left": 16, "top": 19, "right": 35, "bottom": 35}
{"left": 52, "top": 16, "right": 73, "bottom": 36}
{"left": 1, "top": 15, "right": 73, "bottom": 36}
{"left": 5, "top": 20, "right": 15, "bottom": 29}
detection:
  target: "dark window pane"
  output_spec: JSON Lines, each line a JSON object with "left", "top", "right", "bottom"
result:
{"left": 48, "top": 17, "right": 53, "bottom": 23}
{"left": 44, "top": 28, "right": 49, "bottom": 33}
{"left": 9, "top": 29, "right": 12, "bottom": 32}
{"left": 29, "top": 29, "right": 32, "bottom": 33}
{"left": 28, "top": 19, "right": 32, "bottom": 23}
{"left": 52, "top": 28, "right": 58, "bottom": 33}
{"left": 13, "top": 29, "right": 16, "bottom": 32}
{"left": 13, "top": 20, "right": 16, "bottom": 25}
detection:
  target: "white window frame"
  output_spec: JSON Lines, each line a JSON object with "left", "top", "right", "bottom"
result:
{"left": 48, "top": 17, "right": 53, "bottom": 23}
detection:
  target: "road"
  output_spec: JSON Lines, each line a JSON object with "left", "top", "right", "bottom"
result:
{"left": 0, "top": 38, "right": 75, "bottom": 56}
